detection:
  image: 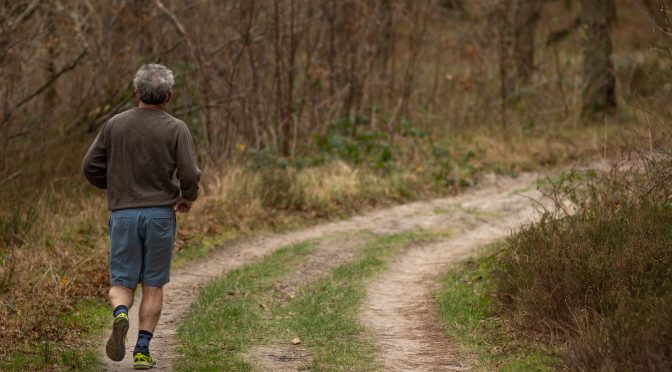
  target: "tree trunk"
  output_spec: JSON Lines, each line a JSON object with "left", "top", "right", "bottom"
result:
{"left": 494, "top": 0, "right": 516, "bottom": 100}
{"left": 497, "top": 0, "right": 515, "bottom": 126}
{"left": 580, "top": 0, "right": 616, "bottom": 119}
{"left": 513, "top": 0, "right": 542, "bottom": 83}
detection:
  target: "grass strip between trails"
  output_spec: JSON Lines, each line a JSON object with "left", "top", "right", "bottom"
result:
{"left": 175, "top": 231, "right": 435, "bottom": 371}
{"left": 285, "top": 232, "right": 434, "bottom": 370}
{"left": 436, "top": 242, "right": 555, "bottom": 371}
{"left": 175, "top": 241, "right": 317, "bottom": 370}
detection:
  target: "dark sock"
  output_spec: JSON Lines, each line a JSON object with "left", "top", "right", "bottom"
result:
{"left": 134, "top": 330, "right": 153, "bottom": 354}
{"left": 113, "top": 305, "right": 128, "bottom": 318}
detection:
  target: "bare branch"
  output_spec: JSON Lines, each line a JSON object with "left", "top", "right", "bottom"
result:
{"left": 10, "top": 0, "right": 40, "bottom": 31}
{"left": 1, "top": 50, "right": 87, "bottom": 127}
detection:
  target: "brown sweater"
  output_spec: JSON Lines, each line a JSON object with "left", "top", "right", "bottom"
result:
{"left": 82, "top": 107, "right": 201, "bottom": 211}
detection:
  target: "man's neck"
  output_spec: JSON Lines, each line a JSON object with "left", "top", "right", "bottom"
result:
{"left": 138, "top": 102, "right": 165, "bottom": 111}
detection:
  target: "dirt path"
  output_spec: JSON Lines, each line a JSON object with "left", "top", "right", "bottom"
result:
{"left": 361, "top": 183, "right": 544, "bottom": 371}
{"left": 100, "top": 172, "right": 542, "bottom": 371}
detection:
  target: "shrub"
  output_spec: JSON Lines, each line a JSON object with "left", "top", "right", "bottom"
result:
{"left": 497, "top": 154, "right": 672, "bottom": 370}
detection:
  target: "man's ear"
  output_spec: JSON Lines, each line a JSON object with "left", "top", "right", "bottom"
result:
{"left": 165, "top": 90, "right": 173, "bottom": 104}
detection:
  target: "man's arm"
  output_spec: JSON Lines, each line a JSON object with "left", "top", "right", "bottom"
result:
{"left": 82, "top": 123, "right": 108, "bottom": 189}
{"left": 176, "top": 124, "right": 201, "bottom": 203}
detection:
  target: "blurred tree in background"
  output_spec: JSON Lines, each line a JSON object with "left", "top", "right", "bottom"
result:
{"left": 1, "top": 0, "right": 670, "bottom": 191}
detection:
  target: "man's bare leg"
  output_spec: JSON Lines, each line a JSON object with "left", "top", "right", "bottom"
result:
{"left": 138, "top": 285, "right": 163, "bottom": 332}
{"left": 109, "top": 285, "right": 135, "bottom": 309}
{"left": 132, "top": 284, "right": 163, "bottom": 365}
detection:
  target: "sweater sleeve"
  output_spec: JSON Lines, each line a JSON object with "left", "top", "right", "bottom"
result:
{"left": 176, "top": 124, "right": 201, "bottom": 201}
{"left": 82, "top": 122, "right": 108, "bottom": 189}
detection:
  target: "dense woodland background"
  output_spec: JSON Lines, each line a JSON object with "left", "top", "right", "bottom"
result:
{"left": 2, "top": 0, "right": 672, "bottom": 369}
{"left": 2, "top": 0, "right": 669, "bottom": 174}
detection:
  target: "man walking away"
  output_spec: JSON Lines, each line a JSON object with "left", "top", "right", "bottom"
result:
{"left": 82, "top": 64, "right": 201, "bottom": 369}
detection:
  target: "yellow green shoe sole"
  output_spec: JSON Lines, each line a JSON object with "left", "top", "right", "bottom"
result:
{"left": 105, "top": 314, "right": 129, "bottom": 362}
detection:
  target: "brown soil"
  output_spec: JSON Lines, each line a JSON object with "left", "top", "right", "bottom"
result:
{"left": 100, "top": 172, "right": 544, "bottom": 371}
{"left": 246, "top": 344, "right": 312, "bottom": 372}
{"left": 271, "top": 232, "right": 362, "bottom": 302}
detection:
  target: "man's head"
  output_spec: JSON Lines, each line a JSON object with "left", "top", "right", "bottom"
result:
{"left": 133, "top": 64, "right": 174, "bottom": 105}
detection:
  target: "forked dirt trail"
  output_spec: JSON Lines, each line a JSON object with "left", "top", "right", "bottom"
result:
{"left": 361, "top": 180, "right": 545, "bottom": 371}
{"left": 100, "top": 172, "right": 544, "bottom": 371}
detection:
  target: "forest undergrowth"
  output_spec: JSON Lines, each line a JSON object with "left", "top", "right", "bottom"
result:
{"left": 0, "top": 120, "right": 635, "bottom": 368}
{"left": 1, "top": 0, "right": 669, "bottom": 368}
{"left": 433, "top": 141, "right": 672, "bottom": 371}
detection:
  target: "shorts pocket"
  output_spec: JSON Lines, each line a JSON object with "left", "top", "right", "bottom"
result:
{"left": 149, "top": 217, "right": 175, "bottom": 245}
{"left": 143, "top": 217, "right": 175, "bottom": 286}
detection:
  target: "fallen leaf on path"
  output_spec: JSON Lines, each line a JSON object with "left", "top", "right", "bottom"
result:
{"left": 291, "top": 337, "right": 301, "bottom": 345}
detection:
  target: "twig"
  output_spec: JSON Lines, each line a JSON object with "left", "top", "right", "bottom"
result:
{"left": 0, "top": 170, "right": 21, "bottom": 186}
{"left": 154, "top": 0, "right": 196, "bottom": 55}
{"left": 386, "top": 98, "right": 403, "bottom": 148}
{"left": 603, "top": 115, "right": 608, "bottom": 160}
{"left": 0, "top": 30, "right": 51, "bottom": 66}
{"left": 7, "top": 131, "right": 29, "bottom": 140}
{"left": 644, "top": 110, "right": 654, "bottom": 154}
{"left": 14, "top": 0, "right": 41, "bottom": 26}
{"left": 2, "top": 50, "right": 87, "bottom": 126}
{"left": 512, "top": 191, "right": 552, "bottom": 216}
{"left": 155, "top": 0, "right": 213, "bottom": 150}
{"left": 173, "top": 95, "right": 246, "bottom": 116}
{"left": 552, "top": 44, "right": 569, "bottom": 117}
{"left": 545, "top": 18, "right": 581, "bottom": 47}
{"left": 15, "top": 50, "right": 86, "bottom": 108}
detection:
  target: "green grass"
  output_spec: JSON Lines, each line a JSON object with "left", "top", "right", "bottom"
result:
{"left": 285, "top": 232, "right": 432, "bottom": 370}
{"left": 1, "top": 299, "right": 109, "bottom": 371}
{"left": 172, "top": 231, "right": 239, "bottom": 269}
{"left": 175, "top": 241, "right": 317, "bottom": 371}
{"left": 175, "top": 231, "right": 436, "bottom": 371}
{"left": 436, "top": 242, "right": 555, "bottom": 371}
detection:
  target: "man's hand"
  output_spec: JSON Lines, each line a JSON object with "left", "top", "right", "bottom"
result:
{"left": 174, "top": 197, "right": 193, "bottom": 213}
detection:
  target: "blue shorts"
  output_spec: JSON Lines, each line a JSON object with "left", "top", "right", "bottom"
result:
{"left": 108, "top": 207, "right": 176, "bottom": 288}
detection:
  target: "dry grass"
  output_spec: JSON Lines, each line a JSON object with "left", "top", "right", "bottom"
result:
{"left": 0, "top": 156, "right": 436, "bottom": 366}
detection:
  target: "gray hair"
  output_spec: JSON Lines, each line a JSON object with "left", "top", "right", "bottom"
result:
{"left": 133, "top": 64, "right": 174, "bottom": 105}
